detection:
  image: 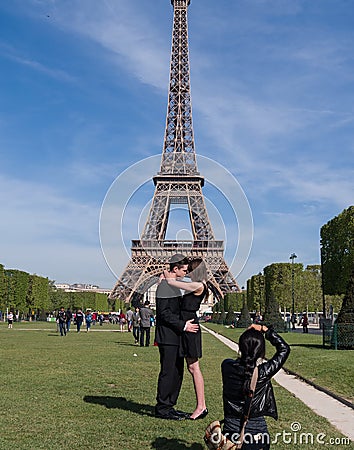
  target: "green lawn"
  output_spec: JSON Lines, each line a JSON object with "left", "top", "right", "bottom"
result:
{"left": 0, "top": 321, "right": 352, "bottom": 449}
{"left": 204, "top": 323, "right": 354, "bottom": 404}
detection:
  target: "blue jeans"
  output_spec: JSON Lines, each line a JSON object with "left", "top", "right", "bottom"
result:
{"left": 59, "top": 322, "right": 66, "bottom": 336}
{"left": 133, "top": 326, "right": 140, "bottom": 342}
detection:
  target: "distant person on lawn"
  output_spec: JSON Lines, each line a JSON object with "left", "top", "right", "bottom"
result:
{"left": 126, "top": 307, "right": 134, "bottom": 332}
{"left": 66, "top": 308, "right": 72, "bottom": 332}
{"left": 119, "top": 310, "right": 126, "bottom": 332}
{"left": 301, "top": 313, "right": 309, "bottom": 333}
{"left": 132, "top": 306, "right": 141, "bottom": 344}
{"left": 56, "top": 307, "right": 67, "bottom": 336}
{"left": 139, "top": 300, "right": 154, "bottom": 347}
{"left": 85, "top": 311, "right": 93, "bottom": 332}
{"left": 75, "top": 309, "right": 84, "bottom": 332}
{"left": 7, "top": 311, "right": 14, "bottom": 329}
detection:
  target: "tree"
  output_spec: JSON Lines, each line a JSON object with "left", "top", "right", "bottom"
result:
{"left": 263, "top": 263, "right": 303, "bottom": 310}
{"left": 263, "top": 264, "right": 289, "bottom": 331}
{"left": 337, "top": 270, "right": 354, "bottom": 324}
{"left": 321, "top": 206, "right": 354, "bottom": 295}
{"left": 27, "top": 275, "right": 51, "bottom": 318}
{"left": 247, "top": 273, "right": 265, "bottom": 314}
{"left": 5, "top": 269, "right": 30, "bottom": 313}
{"left": 217, "top": 298, "right": 226, "bottom": 324}
{"left": 95, "top": 293, "right": 109, "bottom": 312}
{"left": 237, "top": 295, "right": 252, "bottom": 328}
{"left": 0, "top": 264, "right": 6, "bottom": 311}
{"left": 301, "top": 266, "right": 322, "bottom": 312}
{"left": 324, "top": 294, "right": 343, "bottom": 315}
{"left": 224, "top": 292, "right": 241, "bottom": 324}
{"left": 336, "top": 270, "right": 354, "bottom": 349}
{"left": 49, "top": 282, "right": 62, "bottom": 311}
{"left": 219, "top": 308, "right": 227, "bottom": 325}
{"left": 212, "top": 301, "right": 219, "bottom": 322}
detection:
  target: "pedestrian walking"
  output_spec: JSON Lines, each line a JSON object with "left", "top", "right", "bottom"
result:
{"left": 126, "top": 307, "right": 134, "bottom": 332}
{"left": 66, "top": 308, "right": 72, "bottom": 332}
{"left": 119, "top": 310, "right": 126, "bottom": 332}
{"left": 139, "top": 301, "right": 154, "bottom": 347}
{"left": 132, "top": 306, "right": 140, "bottom": 344}
{"left": 85, "top": 311, "right": 92, "bottom": 332}
{"left": 301, "top": 312, "right": 309, "bottom": 333}
{"left": 56, "top": 307, "right": 67, "bottom": 336}
{"left": 291, "top": 313, "right": 296, "bottom": 330}
{"left": 75, "top": 309, "right": 84, "bottom": 332}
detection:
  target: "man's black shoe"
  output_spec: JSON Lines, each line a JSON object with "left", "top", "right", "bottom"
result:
{"left": 155, "top": 411, "right": 185, "bottom": 420}
{"left": 174, "top": 410, "right": 191, "bottom": 419}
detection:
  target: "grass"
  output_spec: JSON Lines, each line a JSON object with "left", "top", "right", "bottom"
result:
{"left": 0, "top": 321, "right": 353, "bottom": 449}
{"left": 204, "top": 323, "right": 354, "bottom": 403}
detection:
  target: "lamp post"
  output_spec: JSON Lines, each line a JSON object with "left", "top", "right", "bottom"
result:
{"left": 290, "top": 253, "right": 297, "bottom": 318}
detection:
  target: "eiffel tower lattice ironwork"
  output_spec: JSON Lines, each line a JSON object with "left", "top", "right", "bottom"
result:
{"left": 109, "top": 0, "right": 240, "bottom": 305}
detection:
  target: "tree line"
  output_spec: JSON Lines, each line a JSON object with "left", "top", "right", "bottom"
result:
{"left": 2, "top": 206, "right": 352, "bottom": 325}
{"left": 212, "top": 206, "right": 353, "bottom": 327}
{"left": 0, "top": 264, "right": 125, "bottom": 319}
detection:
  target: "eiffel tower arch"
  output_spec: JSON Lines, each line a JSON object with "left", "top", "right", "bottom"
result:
{"left": 109, "top": 0, "right": 240, "bottom": 306}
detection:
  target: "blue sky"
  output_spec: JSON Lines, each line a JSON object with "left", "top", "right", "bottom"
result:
{"left": 0, "top": 0, "right": 353, "bottom": 290}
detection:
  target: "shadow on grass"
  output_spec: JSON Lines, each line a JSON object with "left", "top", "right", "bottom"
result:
{"left": 115, "top": 342, "right": 140, "bottom": 347}
{"left": 151, "top": 437, "right": 203, "bottom": 449}
{"left": 83, "top": 396, "right": 155, "bottom": 416}
{"left": 84, "top": 397, "right": 204, "bottom": 448}
{"left": 290, "top": 343, "right": 325, "bottom": 349}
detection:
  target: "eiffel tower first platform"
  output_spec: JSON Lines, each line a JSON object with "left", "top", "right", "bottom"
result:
{"left": 109, "top": 0, "right": 240, "bottom": 305}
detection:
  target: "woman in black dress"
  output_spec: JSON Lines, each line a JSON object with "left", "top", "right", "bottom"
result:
{"left": 163, "top": 258, "right": 208, "bottom": 420}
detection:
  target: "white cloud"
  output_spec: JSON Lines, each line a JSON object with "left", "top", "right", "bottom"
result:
{"left": 37, "top": 0, "right": 170, "bottom": 90}
{"left": 0, "top": 174, "right": 114, "bottom": 286}
{"left": 0, "top": 43, "right": 76, "bottom": 83}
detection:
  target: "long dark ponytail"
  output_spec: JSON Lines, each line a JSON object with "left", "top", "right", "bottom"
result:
{"left": 239, "top": 328, "right": 265, "bottom": 396}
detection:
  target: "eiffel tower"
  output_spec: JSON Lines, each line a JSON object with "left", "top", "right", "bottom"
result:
{"left": 109, "top": 0, "right": 240, "bottom": 305}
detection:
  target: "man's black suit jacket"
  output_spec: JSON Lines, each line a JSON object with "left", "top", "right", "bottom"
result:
{"left": 155, "top": 280, "right": 185, "bottom": 346}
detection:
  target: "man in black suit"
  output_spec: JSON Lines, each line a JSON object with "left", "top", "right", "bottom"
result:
{"left": 155, "top": 254, "right": 199, "bottom": 420}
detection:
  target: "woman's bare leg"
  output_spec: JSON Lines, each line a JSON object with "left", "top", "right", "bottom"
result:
{"left": 186, "top": 357, "right": 207, "bottom": 419}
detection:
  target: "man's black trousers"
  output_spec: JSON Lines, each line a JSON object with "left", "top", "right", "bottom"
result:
{"left": 155, "top": 344, "right": 184, "bottom": 416}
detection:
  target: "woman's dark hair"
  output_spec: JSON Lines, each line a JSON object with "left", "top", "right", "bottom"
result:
{"left": 239, "top": 328, "right": 265, "bottom": 396}
{"left": 169, "top": 254, "right": 189, "bottom": 271}
{"left": 188, "top": 258, "right": 209, "bottom": 301}
{"left": 188, "top": 258, "right": 207, "bottom": 282}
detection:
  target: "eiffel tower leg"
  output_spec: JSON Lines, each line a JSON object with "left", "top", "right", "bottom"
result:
{"left": 187, "top": 190, "right": 215, "bottom": 240}
{"left": 109, "top": 259, "right": 145, "bottom": 305}
{"left": 141, "top": 185, "right": 169, "bottom": 240}
{"left": 110, "top": 253, "right": 167, "bottom": 304}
